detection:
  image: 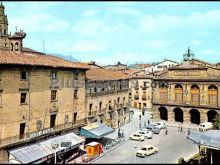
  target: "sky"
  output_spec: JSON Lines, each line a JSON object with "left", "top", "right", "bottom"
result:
{"left": 4, "top": 1, "right": 220, "bottom": 65}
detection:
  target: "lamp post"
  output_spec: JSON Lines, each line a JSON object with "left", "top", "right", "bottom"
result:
{"left": 134, "top": 145, "right": 137, "bottom": 164}
{"left": 51, "top": 141, "right": 59, "bottom": 164}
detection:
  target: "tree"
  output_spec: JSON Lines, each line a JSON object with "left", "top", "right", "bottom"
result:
{"left": 212, "top": 114, "right": 220, "bottom": 130}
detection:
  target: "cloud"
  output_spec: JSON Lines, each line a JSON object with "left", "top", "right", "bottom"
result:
{"left": 109, "top": 7, "right": 142, "bottom": 17}
{"left": 144, "top": 40, "right": 168, "bottom": 49}
{"left": 139, "top": 10, "right": 220, "bottom": 34}
{"left": 9, "top": 13, "right": 69, "bottom": 33}
{"left": 71, "top": 40, "right": 106, "bottom": 52}
{"left": 191, "top": 39, "right": 203, "bottom": 46}
{"left": 82, "top": 9, "right": 99, "bottom": 17}
{"left": 200, "top": 49, "right": 220, "bottom": 55}
{"left": 72, "top": 19, "right": 112, "bottom": 37}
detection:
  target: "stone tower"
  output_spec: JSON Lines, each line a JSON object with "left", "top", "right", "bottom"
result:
{"left": 0, "top": 2, "right": 10, "bottom": 50}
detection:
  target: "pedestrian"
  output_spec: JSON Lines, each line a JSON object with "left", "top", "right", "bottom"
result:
{"left": 180, "top": 124, "right": 183, "bottom": 132}
{"left": 187, "top": 128, "right": 190, "bottom": 135}
{"left": 165, "top": 128, "right": 168, "bottom": 135}
{"left": 148, "top": 120, "right": 150, "bottom": 125}
{"left": 144, "top": 121, "right": 147, "bottom": 127}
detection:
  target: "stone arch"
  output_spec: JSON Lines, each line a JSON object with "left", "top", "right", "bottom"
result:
{"left": 173, "top": 107, "right": 183, "bottom": 123}
{"left": 190, "top": 109, "right": 200, "bottom": 125}
{"left": 191, "top": 84, "right": 200, "bottom": 105}
{"left": 158, "top": 106, "right": 168, "bottom": 121}
{"left": 159, "top": 82, "right": 168, "bottom": 103}
{"left": 207, "top": 110, "right": 219, "bottom": 122}
{"left": 174, "top": 84, "right": 183, "bottom": 103}
{"left": 15, "top": 42, "right": 19, "bottom": 51}
{"left": 208, "top": 85, "right": 218, "bottom": 106}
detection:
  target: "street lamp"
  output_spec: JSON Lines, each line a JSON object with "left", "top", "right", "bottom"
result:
{"left": 51, "top": 141, "right": 59, "bottom": 164}
{"left": 134, "top": 145, "right": 137, "bottom": 164}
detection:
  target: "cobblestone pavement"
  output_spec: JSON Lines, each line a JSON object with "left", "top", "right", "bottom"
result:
{"left": 92, "top": 111, "right": 199, "bottom": 164}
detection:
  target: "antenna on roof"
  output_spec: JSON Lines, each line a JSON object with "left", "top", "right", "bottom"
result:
{"left": 43, "top": 40, "right": 45, "bottom": 54}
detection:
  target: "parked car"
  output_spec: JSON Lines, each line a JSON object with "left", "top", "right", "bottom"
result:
{"left": 136, "top": 145, "right": 158, "bottom": 157}
{"left": 147, "top": 124, "right": 160, "bottom": 134}
{"left": 199, "top": 122, "right": 213, "bottom": 131}
{"left": 137, "top": 130, "right": 153, "bottom": 139}
{"left": 129, "top": 133, "right": 145, "bottom": 141}
{"left": 156, "top": 121, "right": 166, "bottom": 129}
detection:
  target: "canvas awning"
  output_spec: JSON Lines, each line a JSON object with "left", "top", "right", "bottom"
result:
{"left": 9, "top": 132, "right": 85, "bottom": 164}
{"left": 187, "top": 130, "right": 220, "bottom": 150}
{"left": 80, "top": 122, "right": 114, "bottom": 139}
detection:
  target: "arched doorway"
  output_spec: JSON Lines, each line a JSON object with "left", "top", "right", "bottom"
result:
{"left": 173, "top": 107, "right": 183, "bottom": 123}
{"left": 158, "top": 107, "right": 168, "bottom": 121}
{"left": 207, "top": 110, "right": 219, "bottom": 122}
{"left": 191, "top": 84, "right": 200, "bottom": 105}
{"left": 174, "top": 84, "right": 183, "bottom": 104}
{"left": 190, "top": 109, "right": 200, "bottom": 125}
{"left": 208, "top": 85, "right": 218, "bottom": 107}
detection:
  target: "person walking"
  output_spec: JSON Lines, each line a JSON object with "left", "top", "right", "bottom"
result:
{"left": 180, "top": 124, "right": 183, "bottom": 132}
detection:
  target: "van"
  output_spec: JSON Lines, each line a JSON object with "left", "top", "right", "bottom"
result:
{"left": 199, "top": 122, "right": 213, "bottom": 131}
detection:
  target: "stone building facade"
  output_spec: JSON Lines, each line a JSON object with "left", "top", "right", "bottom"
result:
{"left": 85, "top": 68, "right": 131, "bottom": 129}
{"left": 130, "top": 75, "right": 153, "bottom": 113}
{"left": 0, "top": 49, "right": 89, "bottom": 162}
{"left": 152, "top": 57, "right": 220, "bottom": 125}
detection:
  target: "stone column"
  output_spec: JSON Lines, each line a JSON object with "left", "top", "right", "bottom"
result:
{"left": 183, "top": 108, "right": 190, "bottom": 124}
{"left": 167, "top": 106, "right": 175, "bottom": 123}
{"left": 200, "top": 109, "right": 207, "bottom": 123}
{"left": 152, "top": 106, "right": 160, "bottom": 122}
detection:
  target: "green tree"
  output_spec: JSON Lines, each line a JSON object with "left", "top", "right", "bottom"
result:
{"left": 212, "top": 114, "right": 220, "bottom": 129}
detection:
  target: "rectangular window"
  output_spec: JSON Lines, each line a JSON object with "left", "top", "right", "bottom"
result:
{"left": 89, "top": 103, "right": 92, "bottom": 110}
{"left": 21, "top": 70, "right": 28, "bottom": 80}
{"left": 117, "top": 97, "right": 120, "bottom": 103}
{"left": 51, "top": 71, "right": 57, "bottom": 79}
{"left": 20, "top": 93, "right": 27, "bottom": 104}
{"left": 51, "top": 90, "right": 57, "bottom": 101}
{"left": 50, "top": 114, "right": 57, "bottom": 128}
{"left": 73, "top": 71, "right": 79, "bottom": 80}
{"left": 99, "top": 102, "right": 102, "bottom": 110}
{"left": 74, "top": 90, "right": 78, "bottom": 98}
{"left": 20, "top": 123, "right": 26, "bottom": 139}
{"left": 123, "top": 97, "right": 125, "bottom": 103}
{"left": 73, "top": 112, "right": 77, "bottom": 124}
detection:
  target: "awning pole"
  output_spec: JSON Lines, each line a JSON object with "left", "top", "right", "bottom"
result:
{"left": 211, "top": 149, "right": 213, "bottom": 164}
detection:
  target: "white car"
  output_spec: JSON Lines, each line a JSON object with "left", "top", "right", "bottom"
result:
{"left": 138, "top": 129, "right": 153, "bottom": 139}
{"left": 129, "top": 133, "right": 145, "bottom": 141}
{"left": 136, "top": 145, "right": 158, "bottom": 157}
{"left": 199, "top": 122, "right": 213, "bottom": 131}
{"left": 156, "top": 121, "right": 166, "bottom": 129}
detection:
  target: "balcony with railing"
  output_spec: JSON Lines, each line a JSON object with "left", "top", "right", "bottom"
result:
{"left": 88, "top": 111, "right": 97, "bottom": 118}
{"left": 97, "top": 108, "right": 106, "bottom": 115}
{"left": 134, "top": 95, "right": 139, "bottom": 100}
{"left": 142, "top": 95, "right": 146, "bottom": 100}
{"left": 0, "top": 119, "right": 86, "bottom": 147}
{"left": 49, "top": 78, "right": 59, "bottom": 88}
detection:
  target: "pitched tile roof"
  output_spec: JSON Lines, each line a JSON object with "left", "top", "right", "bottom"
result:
{"left": 0, "top": 50, "right": 90, "bottom": 70}
{"left": 86, "top": 68, "right": 129, "bottom": 81}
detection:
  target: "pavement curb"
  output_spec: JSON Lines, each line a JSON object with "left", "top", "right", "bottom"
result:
{"left": 89, "top": 139, "right": 128, "bottom": 164}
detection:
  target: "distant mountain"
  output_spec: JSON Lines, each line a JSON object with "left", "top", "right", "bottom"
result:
{"left": 50, "top": 53, "right": 79, "bottom": 62}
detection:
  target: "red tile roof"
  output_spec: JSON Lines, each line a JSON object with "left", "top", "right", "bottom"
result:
{"left": 0, "top": 50, "right": 90, "bottom": 70}
{"left": 86, "top": 68, "right": 129, "bottom": 81}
